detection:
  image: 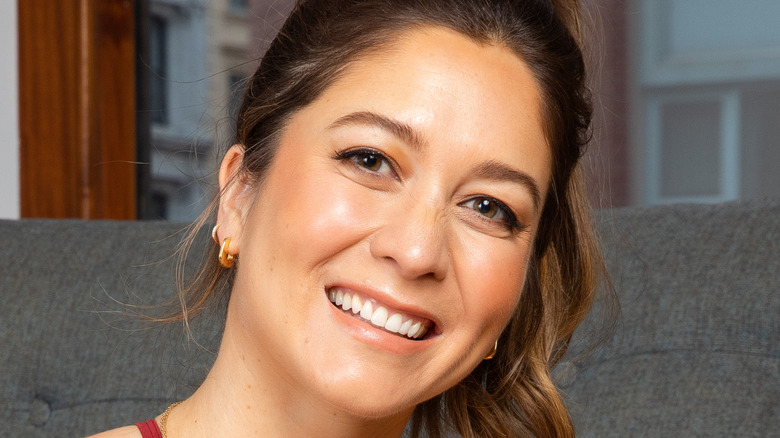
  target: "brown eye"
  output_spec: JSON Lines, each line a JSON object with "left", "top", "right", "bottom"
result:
{"left": 473, "top": 198, "right": 499, "bottom": 218}
{"left": 460, "top": 196, "right": 524, "bottom": 233}
{"left": 359, "top": 153, "right": 382, "bottom": 171}
{"left": 335, "top": 148, "right": 396, "bottom": 177}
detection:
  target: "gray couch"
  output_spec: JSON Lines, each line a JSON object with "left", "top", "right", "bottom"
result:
{"left": 2, "top": 201, "right": 779, "bottom": 437}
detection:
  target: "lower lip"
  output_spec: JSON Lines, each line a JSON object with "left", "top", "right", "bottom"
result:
{"left": 326, "top": 295, "right": 434, "bottom": 355}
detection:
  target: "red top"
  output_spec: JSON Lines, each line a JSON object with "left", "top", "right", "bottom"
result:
{"left": 136, "top": 419, "right": 162, "bottom": 438}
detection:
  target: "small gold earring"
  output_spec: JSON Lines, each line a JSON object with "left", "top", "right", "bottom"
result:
{"left": 211, "top": 223, "right": 221, "bottom": 244}
{"left": 484, "top": 340, "right": 498, "bottom": 360}
{"left": 218, "top": 237, "right": 236, "bottom": 268}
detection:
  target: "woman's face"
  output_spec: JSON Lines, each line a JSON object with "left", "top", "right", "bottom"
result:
{"left": 218, "top": 26, "right": 550, "bottom": 420}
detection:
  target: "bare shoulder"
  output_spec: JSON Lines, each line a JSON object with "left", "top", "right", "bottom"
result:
{"left": 86, "top": 425, "right": 142, "bottom": 438}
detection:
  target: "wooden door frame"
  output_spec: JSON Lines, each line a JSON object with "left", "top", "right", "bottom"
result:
{"left": 19, "top": 0, "right": 137, "bottom": 219}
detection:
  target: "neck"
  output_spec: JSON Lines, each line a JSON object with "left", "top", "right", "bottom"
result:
{"left": 166, "top": 312, "right": 413, "bottom": 438}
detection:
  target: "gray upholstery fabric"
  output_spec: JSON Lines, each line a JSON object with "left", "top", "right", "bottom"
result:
{"left": 1, "top": 201, "right": 778, "bottom": 437}
{"left": 561, "top": 201, "right": 780, "bottom": 437}
{"left": 0, "top": 220, "right": 220, "bottom": 437}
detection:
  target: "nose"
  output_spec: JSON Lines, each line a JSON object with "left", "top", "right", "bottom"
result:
{"left": 369, "top": 196, "right": 450, "bottom": 281}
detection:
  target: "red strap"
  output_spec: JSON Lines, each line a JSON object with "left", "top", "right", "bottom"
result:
{"left": 136, "top": 419, "right": 163, "bottom": 438}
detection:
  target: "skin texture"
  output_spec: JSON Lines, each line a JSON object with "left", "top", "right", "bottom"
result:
{"left": 91, "top": 25, "right": 550, "bottom": 438}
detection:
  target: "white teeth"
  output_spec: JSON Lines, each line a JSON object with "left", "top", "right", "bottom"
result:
{"left": 398, "top": 319, "right": 413, "bottom": 335}
{"left": 385, "top": 313, "right": 403, "bottom": 333}
{"left": 370, "top": 306, "right": 388, "bottom": 327}
{"left": 351, "top": 294, "right": 362, "bottom": 314}
{"left": 407, "top": 321, "right": 422, "bottom": 339}
{"left": 342, "top": 292, "right": 352, "bottom": 311}
{"left": 328, "top": 288, "right": 431, "bottom": 340}
{"left": 359, "top": 300, "right": 373, "bottom": 320}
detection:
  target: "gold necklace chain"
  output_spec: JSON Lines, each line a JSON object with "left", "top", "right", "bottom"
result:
{"left": 159, "top": 401, "right": 182, "bottom": 438}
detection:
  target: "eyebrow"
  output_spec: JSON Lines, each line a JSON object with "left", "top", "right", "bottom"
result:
{"left": 330, "top": 111, "right": 543, "bottom": 212}
{"left": 472, "top": 160, "right": 543, "bottom": 213}
{"left": 328, "top": 111, "right": 426, "bottom": 153}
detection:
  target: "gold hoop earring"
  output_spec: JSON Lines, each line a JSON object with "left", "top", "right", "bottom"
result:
{"left": 484, "top": 340, "right": 498, "bottom": 360}
{"left": 211, "top": 223, "right": 221, "bottom": 243}
{"left": 218, "top": 237, "right": 236, "bottom": 268}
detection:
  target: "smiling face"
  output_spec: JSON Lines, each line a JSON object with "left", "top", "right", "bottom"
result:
{"left": 216, "top": 26, "right": 550, "bottom": 421}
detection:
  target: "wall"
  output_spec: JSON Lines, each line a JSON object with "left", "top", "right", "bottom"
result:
{"left": 0, "top": 1, "right": 19, "bottom": 219}
{"left": 585, "top": 0, "right": 631, "bottom": 207}
{"left": 632, "top": 0, "right": 780, "bottom": 204}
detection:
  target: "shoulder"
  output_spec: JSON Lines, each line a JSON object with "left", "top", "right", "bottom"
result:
{"left": 86, "top": 425, "right": 142, "bottom": 438}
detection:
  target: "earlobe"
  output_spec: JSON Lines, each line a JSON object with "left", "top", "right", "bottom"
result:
{"left": 215, "top": 144, "right": 250, "bottom": 255}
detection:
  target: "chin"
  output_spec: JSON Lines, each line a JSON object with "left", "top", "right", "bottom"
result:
{"left": 329, "top": 391, "right": 422, "bottom": 421}
{"left": 306, "top": 369, "right": 431, "bottom": 421}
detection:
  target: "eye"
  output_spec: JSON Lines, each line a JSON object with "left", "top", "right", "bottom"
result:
{"left": 357, "top": 152, "right": 383, "bottom": 171}
{"left": 473, "top": 198, "right": 501, "bottom": 218}
{"left": 334, "top": 148, "right": 398, "bottom": 179}
{"left": 461, "top": 196, "right": 524, "bottom": 232}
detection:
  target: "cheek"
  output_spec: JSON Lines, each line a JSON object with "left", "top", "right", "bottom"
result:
{"left": 457, "top": 238, "right": 529, "bottom": 329}
{"left": 306, "top": 183, "right": 370, "bottom": 238}
{"left": 261, "top": 162, "right": 377, "bottom": 263}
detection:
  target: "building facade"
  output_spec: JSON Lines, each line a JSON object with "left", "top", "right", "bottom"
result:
{"left": 145, "top": 0, "right": 256, "bottom": 220}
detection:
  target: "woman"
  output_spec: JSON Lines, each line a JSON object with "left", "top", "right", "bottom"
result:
{"left": 94, "top": 0, "right": 602, "bottom": 436}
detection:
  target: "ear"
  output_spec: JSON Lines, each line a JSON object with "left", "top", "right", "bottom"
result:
{"left": 214, "top": 144, "right": 251, "bottom": 256}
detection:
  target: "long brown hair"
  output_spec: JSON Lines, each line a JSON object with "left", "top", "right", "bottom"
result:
{"left": 172, "top": 1, "right": 604, "bottom": 436}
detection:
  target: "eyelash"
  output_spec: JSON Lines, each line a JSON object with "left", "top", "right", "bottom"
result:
{"left": 461, "top": 196, "right": 526, "bottom": 233}
{"left": 333, "top": 147, "right": 399, "bottom": 179}
{"left": 334, "top": 148, "right": 527, "bottom": 233}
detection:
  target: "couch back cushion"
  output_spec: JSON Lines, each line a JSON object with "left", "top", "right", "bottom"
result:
{"left": 2, "top": 201, "right": 779, "bottom": 436}
{"left": 0, "top": 219, "right": 220, "bottom": 436}
{"left": 562, "top": 201, "right": 780, "bottom": 436}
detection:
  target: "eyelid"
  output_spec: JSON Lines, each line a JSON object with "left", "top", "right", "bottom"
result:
{"left": 334, "top": 147, "right": 401, "bottom": 180}
{"left": 461, "top": 196, "right": 528, "bottom": 233}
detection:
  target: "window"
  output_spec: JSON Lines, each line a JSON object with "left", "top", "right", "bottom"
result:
{"left": 149, "top": 15, "right": 168, "bottom": 124}
{"left": 634, "top": 0, "right": 780, "bottom": 204}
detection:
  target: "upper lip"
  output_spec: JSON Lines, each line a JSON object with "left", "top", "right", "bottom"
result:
{"left": 323, "top": 281, "right": 441, "bottom": 333}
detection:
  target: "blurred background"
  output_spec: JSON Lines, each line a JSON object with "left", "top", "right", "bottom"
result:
{"left": 2, "top": 0, "right": 779, "bottom": 221}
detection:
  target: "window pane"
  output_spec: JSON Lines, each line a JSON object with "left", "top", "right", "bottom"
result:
{"left": 659, "top": 100, "right": 721, "bottom": 197}
{"left": 741, "top": 86, "right": 780, "bottom": 199}
{"left": 148, "top": 15, "right": 167, "bottom": 124}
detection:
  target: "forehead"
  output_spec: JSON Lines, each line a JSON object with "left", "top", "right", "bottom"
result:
{"left": 299, "top": 26, "right": 551, "bottom": 191}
